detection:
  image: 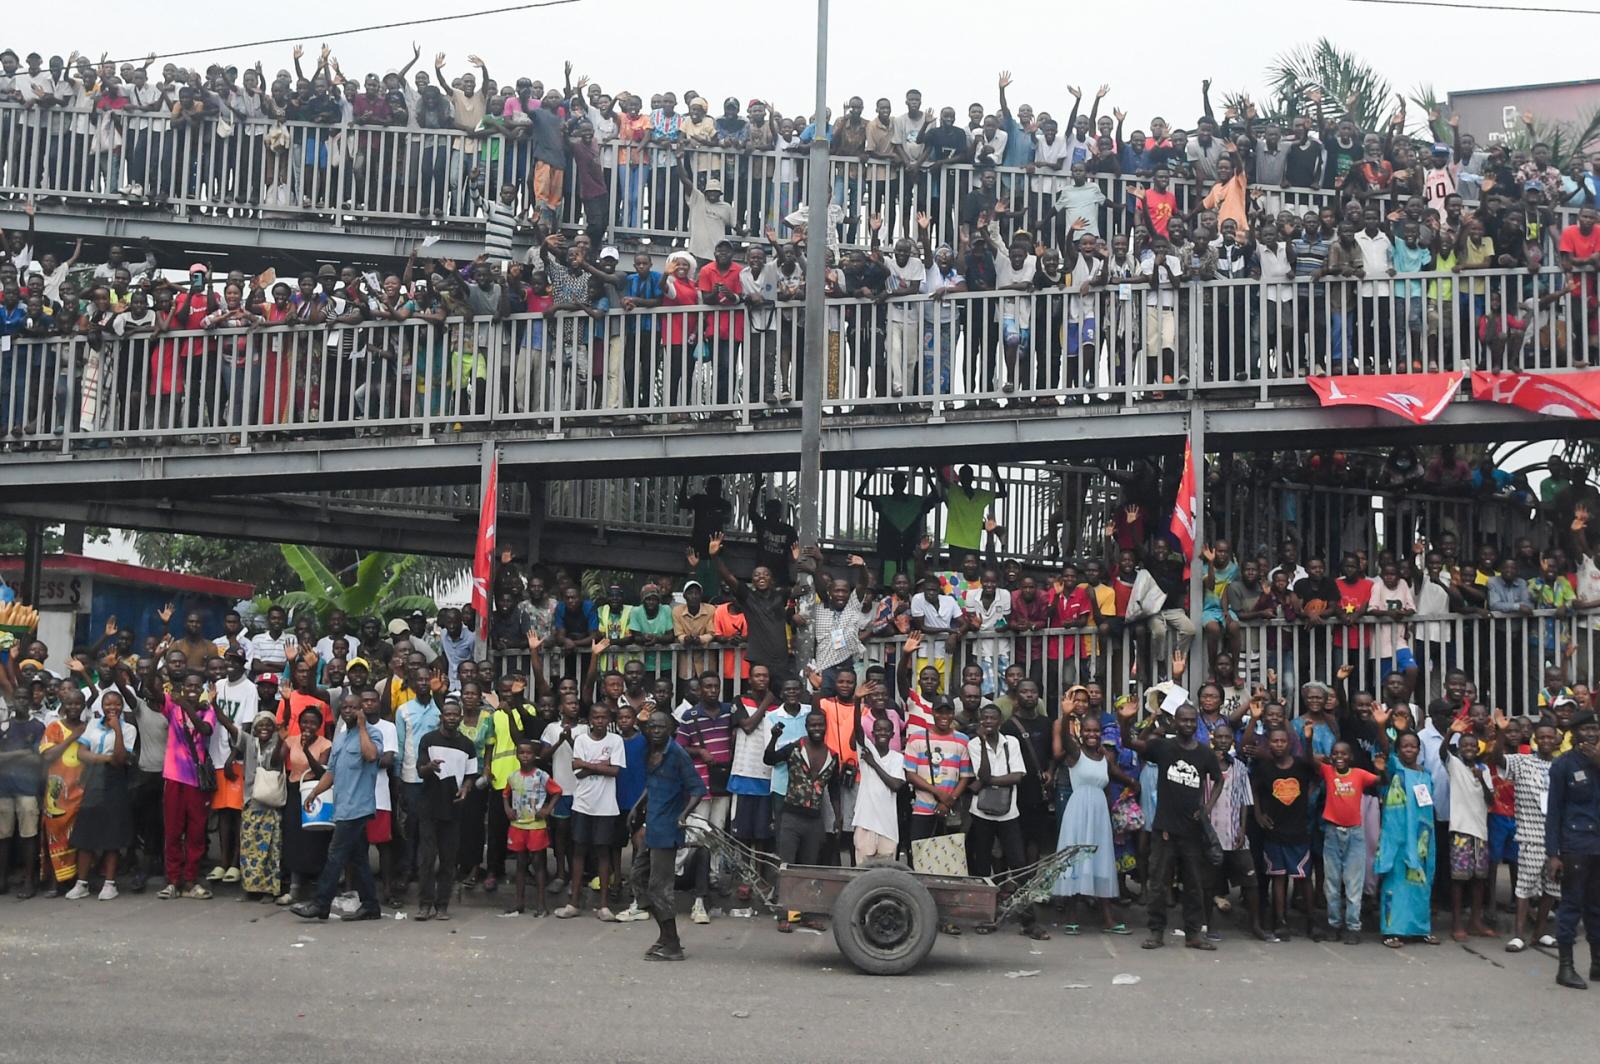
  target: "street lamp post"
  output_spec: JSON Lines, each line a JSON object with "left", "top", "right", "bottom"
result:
{"left": 797, "top": 0, "right": 830, "bottom": 549}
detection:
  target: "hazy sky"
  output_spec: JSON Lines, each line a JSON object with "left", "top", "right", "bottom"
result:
{"left": 7, "top": 0, "right": 1596, "bottom": 134}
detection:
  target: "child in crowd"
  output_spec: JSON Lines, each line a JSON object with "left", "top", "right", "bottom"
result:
{"left": 504, "top": 740, "right": 560, "bottom": 917}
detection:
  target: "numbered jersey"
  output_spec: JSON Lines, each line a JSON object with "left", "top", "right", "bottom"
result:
{"left": 1423, "top": 165, "right": 1458, "bottom": 219}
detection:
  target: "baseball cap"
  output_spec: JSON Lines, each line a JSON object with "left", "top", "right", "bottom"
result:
{"left": 704, "top": 178, "right": 723, "bottom": 193}
{"left": 387, "top": 618, "right": 410, "bottom": 636}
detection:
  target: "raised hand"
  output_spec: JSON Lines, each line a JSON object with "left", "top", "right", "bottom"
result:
{"left": 1095, "top": 84, "right": 1109, "bottom": 99}
{"left": 1521, "top": 109, "right": 1535, "bottom": 126}
{"left": 104, "top": 615, "right": 119, "bottom": 636}
{"left": 707, "top": 532, "right": 724, "bottom": 557}
{"left": 916, "top": 211, "right": 931, "bottom": 232}
{"left": 868, "top": 213, "right": 883, "bottom": 233}
{"left": 1572, "top": 504, "right": 1589, "bottom": 531}
{"left": 998, "top": 71, "right": 1012, "bottom": 90}
{"left": 468, "top": 54, "right": 486, "bottom": 68}
{"left": 685, "top": 546, "right": 700, "bottom": 569}
{"left": 293, "top": 44, "right": 304, "bottom": 61}
{"left": 1113, "top": 108, "right": 1126, "bottom": 123}
{"left": 1448, "top": 113, "right": 1460, "bottom": 128}
{"left": 157, "top": 601, "right": 175, "bottom": 625}
{"left": 1068, "top": 85, "right": 1082, "bottom": 100}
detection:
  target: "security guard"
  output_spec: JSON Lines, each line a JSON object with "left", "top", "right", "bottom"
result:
{"left": 1546, "top": 710, "right": 1600, "bottom": 989}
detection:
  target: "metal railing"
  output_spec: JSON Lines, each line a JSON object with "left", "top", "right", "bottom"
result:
{"left": 486, "top": 607, "right": 1598, "bottom": 718}
{"left": 0, "top": 105, "right": 1585, "bottom": 251}
{"left": 0, "top": 267, "right": 1591, "bottom": 453}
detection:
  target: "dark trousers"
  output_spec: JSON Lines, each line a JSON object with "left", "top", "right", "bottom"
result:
{"left": 397, "top": 781, "right": 423, "bottom": 878}
{"left": 966, "top": 815, "right": 1025, "bottom": 877}
{"left": 776, "top": 807, "right": 824, "bottom": 865}
{"left": 1147, "top": 825, "right": 1208, "bottom": 935}
{"left": 630, "top": 844, "right": 677, "bottom": 918}
{"left": 456, "top": 787, "right": 487, "bottom": 877}
{"left": 417, "top": 815, "right": 461, "bottom": 907}
{"left": 129, "top": 769, "right": 165, "bottom": 874}
{"left": 485, "top": 791, "right": 511, "bottom": 878}
{"left": 1556, "top": 852, "right": 1600, "bottom": 947}
{"left": 312, "top": 815, "right": 379, "bottom": 913}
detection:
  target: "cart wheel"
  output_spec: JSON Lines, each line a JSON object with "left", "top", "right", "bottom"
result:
{"left": 831, "top": 867, "right": 940, "bottom": 976}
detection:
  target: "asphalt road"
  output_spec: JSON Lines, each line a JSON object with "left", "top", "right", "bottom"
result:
{"left": 0, "top": 888, "right": 1581, "bottom": 1063}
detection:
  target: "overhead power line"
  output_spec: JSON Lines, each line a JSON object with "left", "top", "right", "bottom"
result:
{"left": 1340, "top": 0, "right": 1600, "bottom": 13}
{"left": 110, "top": 0, "right": 584, "bottom": 66}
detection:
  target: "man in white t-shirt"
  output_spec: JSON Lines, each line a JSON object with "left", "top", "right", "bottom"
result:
{"left": 853, "top": 716, "right": 907, "bottom": 862}
{"left": 883, "top": 238, "right": 927, "bottom": 398}
{"left": 910, "top": 574, "right": 968, "bottom": 687}
{"left": 206, "top": 652, "right": 258, "bottom": 883}
{"left": 555, "top": 703, "right": 626, "bottom": 921}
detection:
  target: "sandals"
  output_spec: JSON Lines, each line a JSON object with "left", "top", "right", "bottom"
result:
{"left": 1060, "top": 923, "right": 1081, "bottom": 936}
{"left": 1384, "top": 936, "right": 1404, "bottom": 949}
{"left": 1421, "top": 934, "right": 1440, "bottom": 945}
{"left": 938, "top": 921, "right": 963, "bottom": 936}
{"left": 1103, "top": 923, "right": 1132, "bottom": 936}
{"left": 974, "top": 922, "right": 997, "bottom": 935}
{"left": 1538, "top": 934, "right": 1558, "bottom": 948}
{"left": 1505, "top": 937, "right": 1526, "bottom": 953}
{"left": 1022, "top": 925, "right": 1051, "bottom": 941}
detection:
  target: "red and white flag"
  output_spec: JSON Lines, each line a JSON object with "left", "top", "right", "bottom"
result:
{"left": 1471, "top": 370, "right": 1600, "bottom": 420}
{"left": 470, "top": 452, "right": 499, "bottom": 622}
{"left": 1169, "top": 439, "right": 1197, "bottom": 572}
{"left": 1306, "top": 372, "right": 1464, "bottom": 424}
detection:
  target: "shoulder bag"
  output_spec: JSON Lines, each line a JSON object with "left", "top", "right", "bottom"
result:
{"left": 975, "top": 736, "right": 1014, "bottom": 818}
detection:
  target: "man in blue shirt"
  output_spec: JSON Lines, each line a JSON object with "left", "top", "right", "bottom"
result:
{"left": 293, "top": 696, "right": 383, "bottom": 921}
{"left": 630, "top": 710, "right": 706, "bottom": 961}
{"left": 1546, "top": 710, "right": 1600, "bottom": 988}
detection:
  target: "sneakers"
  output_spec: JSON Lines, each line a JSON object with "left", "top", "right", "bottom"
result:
{"left": 65, "top": 881, "right": 92, "bottom": 900}
{"left": 690, "top": 898, "right": 711, "bottom": 925}
{"left": 275, "top": 892, "right": 293, "bottom": 906}
{"left": 186, "top": 884, "right": 214, "bottom": 900}
{"left": 617, "top": 903, "right": 650, "bottom": 922}
{"left": 98, "top": 881, "right": 119, "bottom": 901}
{"left": 553, "top": 904, "right": 580, "bottom": 919}
{"left": 588, "top": 877, "right": 601, "bottom": 892}
{"left": 206, "top": 865, "right": 226, "bottom": 882}
{"left": 157, "top": 884, "right": 180, "bottom": 900}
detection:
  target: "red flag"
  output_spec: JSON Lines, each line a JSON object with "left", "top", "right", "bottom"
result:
{"left": 470, "top": 453, "right": 499, "bottom": 622}
{"left": 1306, "top": 372, "right": 1464, "bottom": 424}
{"left": 1471, "top": 370, "right": 1600, "bottom": 420}
{"left": 1169, "top": 439, "right": 1196, "bottom": 571}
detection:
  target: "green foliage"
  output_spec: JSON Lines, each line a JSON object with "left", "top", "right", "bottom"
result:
{"left": 133, "top": 533, "right": 298, "bottom": 593}
{"left": 268, "top": 546, "right": 437, "bottom": 624}
{"left": 0, "top": 522, "right": 110, "bottom": 556}
{"left": 1264, "top": 38, "right": 1395, "bottom": 132}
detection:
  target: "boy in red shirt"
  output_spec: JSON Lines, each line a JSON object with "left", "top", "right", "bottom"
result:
{"left": 1319, "top": 737, "right": 1386, "bottom": 944}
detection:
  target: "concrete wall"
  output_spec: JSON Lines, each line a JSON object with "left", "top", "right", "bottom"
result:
{"left": 1448, "top": 82, "right": 1600, "bottom": 148}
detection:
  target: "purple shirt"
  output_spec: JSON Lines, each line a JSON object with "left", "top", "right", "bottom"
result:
{"left": 676, "top": 704, "right": 733, "bottom": 794}
{"left": 162, "top": 697, "right": 217, "bottom": 787}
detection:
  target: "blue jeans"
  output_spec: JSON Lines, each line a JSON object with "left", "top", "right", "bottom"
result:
{"left": 1323, "top": 822, "right": 1365, "bottom": 930}
{"left": 312, "top": 815, "right": 379, "bottom": 913}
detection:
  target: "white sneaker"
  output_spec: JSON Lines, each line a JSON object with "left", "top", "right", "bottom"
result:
{"left": 65, "top": 881, "right": 91, "bottom": 900}
{"left": 617, "top": 903, "right": 649, "bottom": 922}
{"left": 690, "top": 897, "right": 711, "bottom": 925}
{"left": 98, "top": 881, "right": 119, "bottom": 901}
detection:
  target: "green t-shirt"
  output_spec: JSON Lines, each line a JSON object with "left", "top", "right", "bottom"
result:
{"left": 631, "top": 604, "right": 675, "bottom": 671}
{"left": 944, "top": 487, "right": 995, "bottom": 551}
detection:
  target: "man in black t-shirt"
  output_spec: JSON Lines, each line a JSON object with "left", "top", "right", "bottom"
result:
{"left": 677, "top": 476, "right": 734, "bottom": 554}
{"left": 414, "top": 696, "right": 480, "bottom": 921}
{"left": 749, "top": 474, "right": 798, "bottom": 585}
{"left": 1119, "top": 700, "right": 1220, "bottom": 949}
{"left": 710, "top": 537, "right": 797, "bottom": 682}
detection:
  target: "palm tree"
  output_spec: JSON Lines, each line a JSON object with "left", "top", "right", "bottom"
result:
{"left": 1264, "top": 38, "right": 1395, "bottom": 132}
{"left": 270, "top": 546, "right": 437, "bottom": 624}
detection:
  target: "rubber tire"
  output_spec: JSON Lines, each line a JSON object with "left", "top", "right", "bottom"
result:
{"left": 832, "top": 867, "right": 940, "bottom": 976}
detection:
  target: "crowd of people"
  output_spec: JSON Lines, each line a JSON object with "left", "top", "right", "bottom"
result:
{"left": 2, "top": 56, "right": 1600, "bottom": 443}
{"left": 1, "top": 456, "right": 1599, "bottom": 984}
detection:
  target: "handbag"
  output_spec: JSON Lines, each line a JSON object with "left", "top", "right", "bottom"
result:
{"left": 974, "top": 736, "right": 1014, "bottom": 818}
{"left": 250, "top": 739, "right": 287, "bottom": 809}
{"left": 1109, "top": 788, "right": 1145, "bottom": 834}
{"left": 186, "top": 717, "right": 217, "bottom": 794}
{"left": 1199, "top": 814, "right": 1225, "bottom": 867}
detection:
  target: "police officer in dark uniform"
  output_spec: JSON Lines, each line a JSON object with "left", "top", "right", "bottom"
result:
{"left": 1546, "top": 710, "right": 1600, "bottom": 989}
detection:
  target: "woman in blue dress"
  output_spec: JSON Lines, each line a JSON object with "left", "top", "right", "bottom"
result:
{"left": 1052, "top": 713, "right": 1136, "bottom": 934}
{"left": 1374, "top": 728, "right": 1440, "bottom": 948}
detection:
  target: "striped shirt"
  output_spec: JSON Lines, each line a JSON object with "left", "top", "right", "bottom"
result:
{"left": 1207, "top": 754, "right": 1254, "bottom": 851}
{"left": 248, "top": 629, "right": 297, "bottom": 667}
{"left": 676, "top": 704, "right": 734, "bottom": 794}
{"left": 902, "top": 727, "right": 972, "bottom": 816}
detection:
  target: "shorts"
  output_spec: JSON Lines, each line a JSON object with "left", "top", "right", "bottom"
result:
{"left": 1378, "top": 646, "right": 1417, "bottom": 680}
{"left": 365, "top": 809, "right": 393, "bottom": 845}
{"left": 570, "top": 811, "right": 616, "bottom": 847}
{"left": 1487, "top": 812, "right": 1518, "bottom": 866}
{"left": 1002, "top": 316, "right": 1030, "bottom": 347}
{"left": 1142, "top": 306, "right": 1177, "bottom": 353}
{"left": 1218, "top": 847, "right": 1257, "bottom": 886}
{"left": 550, "top": 794, "right": 574, "bottom": 820}
{"left": 1066, "top": 317, "right": 1098, "bottom": 356}
{"left": 730, "top": 792, "right": 774, "bottom": 842}
{"left": 1450, "top": 831, "right": 1489, "bottom": 881}
{"left": 302, "top": 137, "right": 329, "bottom": 168}
{"left": 0, "top": 795, "right": 40, "bottom": 839}
{"left": 1514, "top": 837, "right": 1556, "bottom": 899}
{"left": 1263, "top": 838, "right": 1311, "bottom": 878}
{"left": 853, "top": 827, "right": 898, "bottom": 864}
{"left": 508, "top": 826, "right": 550, "bottom": 853}
{"left": 212, "top": 768, "right": 244, "bottom": 812}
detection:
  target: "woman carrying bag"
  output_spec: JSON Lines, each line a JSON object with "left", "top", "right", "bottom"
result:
{"left": 278, "top": 705, "right": 332, "bottom": 906}
{"left": 241, "top": 712, "right": 288, "bottom": 902}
